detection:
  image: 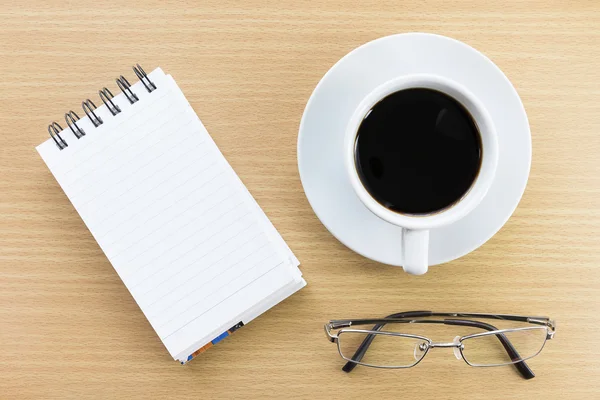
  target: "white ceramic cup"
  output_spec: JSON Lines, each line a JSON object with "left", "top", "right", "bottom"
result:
{"left": 344, "top": 74, "right": 499, "bottom": 275}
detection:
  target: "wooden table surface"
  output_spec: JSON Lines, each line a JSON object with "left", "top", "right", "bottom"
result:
{"left": 1, "top": 1, "right": 599, "bottom": 399}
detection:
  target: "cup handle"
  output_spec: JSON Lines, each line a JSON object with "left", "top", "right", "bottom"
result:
{"left": 402, "top": 229, "right": 429, "bottom": 275}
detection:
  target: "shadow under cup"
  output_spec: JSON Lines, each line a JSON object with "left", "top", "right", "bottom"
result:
{"left": 353, "top": 87, "right": 483, "bottom": 216}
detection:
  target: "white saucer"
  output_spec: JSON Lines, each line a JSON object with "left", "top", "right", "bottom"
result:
{"left": 297, "top": 33, "right": 531, "bottom": 267}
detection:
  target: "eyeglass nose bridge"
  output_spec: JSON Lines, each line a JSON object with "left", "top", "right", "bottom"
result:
{"left": 428, "top": 342, "right": 462, "bottom": 348}
{"left": 417, "top": 336, "right": 464, "bottom": 360}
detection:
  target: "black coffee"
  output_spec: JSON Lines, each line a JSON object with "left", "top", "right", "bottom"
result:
{"left": 355, "top": 88, "right": 481, "bottom": 214}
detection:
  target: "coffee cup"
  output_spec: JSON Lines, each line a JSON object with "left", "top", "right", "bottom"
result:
{"left": 344, "top": 74, "right": 498, "bottom": 275}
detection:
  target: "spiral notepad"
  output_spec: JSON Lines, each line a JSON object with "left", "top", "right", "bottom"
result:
{"left": 36, "top": 65, "right": 306, "bottom": 363}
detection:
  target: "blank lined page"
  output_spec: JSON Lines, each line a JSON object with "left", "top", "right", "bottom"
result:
{"left": 37, "top": 68, "right": 304, "bottom": 360}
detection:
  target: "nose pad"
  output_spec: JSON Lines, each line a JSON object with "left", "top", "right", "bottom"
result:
{"left": 414, "top": 341, "right": 429, "bottom": 361}
{"left": 453, "top": 336, "right": 462, "bottom": 360}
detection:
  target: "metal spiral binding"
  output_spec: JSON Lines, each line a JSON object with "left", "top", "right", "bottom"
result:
{"left": 48, "top": 122, "right": 68, "bottom": 150}
{"left": 116, "top": 75, "right": 139, "bottom": 104}
{"left": 133, "top": 64, "right": 156, "bottom": 93}
{"left": 65, "top": 110, "right": 86, "bottom": 139}
{"left": 47, "top": 64, "right": 156, "bottom": 150}
{"left": 99, "top": 87, "right": 121, "bottom": 116}
{"left": 82, "top": 99, "right": 103, "bottom": 127}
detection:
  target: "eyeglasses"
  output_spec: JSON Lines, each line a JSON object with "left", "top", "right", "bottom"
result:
{"left": 324, "top": 311, "right": 556, "bottom": 379}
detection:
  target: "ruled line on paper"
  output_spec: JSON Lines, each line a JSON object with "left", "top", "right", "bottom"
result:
{"left": 84, "top": 153, "right": 222, "bottom": 238}
{"left": 61, "top": 100, "right": 191, "bottom": 189}
{"left": 94, "top": 173, "right": 230, "bottom": 242}
{"left": 161, "top": 260, "right": 285, "bottom": 339}
{"left": 123, "top": 214, "right": 255, "bottom": 287}
{"left": 49, "top": 74, "right": 179, "bottom": 172}
{"left": 136, "top": 229, "right": 267, "bottom": 303}
{"left": 69, "top": 118, "right": 198, "bottom": 205}
{"left": 66, "top": 125, "right": 198, "bottom": 205}
{"left": 115, "top": 202, "right": 253, "bottom": 278}
{"left": 150, "top": 243, "right": 276, "bottom": 327}
{"left": 143, "top": 232, "right": 268, "bottom": 314}
{"left": 98, "top": 180, "right": 235, "bottom": 259}
{"left": 92, "top": 152, "right": 221, "bottom": 246}
{"left": 106, "top": 193, "right": 245, "bottom": 270}
{"left": 156, "top": 252, "right": 282, "bottom": 332}
{"left": 51, "top": 86, "right": 175, "bottom": 176}
{"left": 76, "top": 153, "right": 213, "bottom": 236}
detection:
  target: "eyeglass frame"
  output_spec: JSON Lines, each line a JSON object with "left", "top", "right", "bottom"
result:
{"left": 324, "top": 311, "right": 556, "bottom": 380}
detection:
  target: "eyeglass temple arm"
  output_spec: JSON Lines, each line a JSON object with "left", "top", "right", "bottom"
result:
{"left": 341, "top": 312, "right": 535, "bottom": 379}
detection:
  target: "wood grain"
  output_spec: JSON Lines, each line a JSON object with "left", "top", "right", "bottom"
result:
{"left": 1, "top": 1, "right": 599, "bottom": 399}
